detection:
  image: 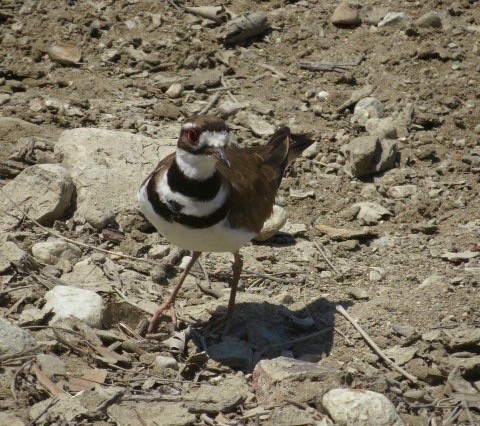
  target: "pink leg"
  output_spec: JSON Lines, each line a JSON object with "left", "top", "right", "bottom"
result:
{"left": 222, "top": 251, "right": 243, "bottom": 335}
{"left": 148, "top": 251, "right": 201, "bottom": 334}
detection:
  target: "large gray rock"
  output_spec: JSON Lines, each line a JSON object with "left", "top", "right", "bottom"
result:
{"left": 322, "top": 388, "right": 404, "bottom": 426}
{"left": 252, "top": 357, "right": 341, "bottom": 408}
{"left": 43, "top": 285, "right": 105, "bottom": 328}
{"left": 0, "top": 318, "right": 38, "bottom": 357}
{"left": 344, "top": 136, "right": 398, "bottom": 177}
{"left": 54, "top": 128, "right": 176, "bottom": 228}
{"left": 0, "top": 164, "right": 74, "bottom": 232}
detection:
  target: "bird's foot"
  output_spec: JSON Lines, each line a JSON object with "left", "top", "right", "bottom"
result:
{"left": 207, "top": 309, "right": 234, "bottom": 337}
{"left": 148, "top": 303, "right": 178, "bottom": 334}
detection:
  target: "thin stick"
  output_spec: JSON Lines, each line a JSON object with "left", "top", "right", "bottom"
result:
{"left": 10, "top": 359, "right": 33, "bottom": 401}
{"left": 312, "top": 240, "right": 341, "bottom": 276}
{"left": 242, "top": 269, "right": 304, "bottom": 284}
{"left": 28, "top": 396, "right": 60, "bottom": 426}
{"left": 221, "top": 75, "right": 238, "bottom": 103}
{"left": 335, "top": 305, "right": 418, "bottom": 383}
{"left": 0, "top": 187, "right": 156, "bottom": 265}
{"left": 258, "top": 63, "right": 287, "bottom": 80}
{"left": 166, "top": 0, "right": 182, "bottom": 12}
{"left": 199, "top": 91, "right": 221, "bottom": 115}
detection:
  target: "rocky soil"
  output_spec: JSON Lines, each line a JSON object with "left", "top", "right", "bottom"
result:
{"left": 1, "top": 0, "right": 479, "bottom": 425}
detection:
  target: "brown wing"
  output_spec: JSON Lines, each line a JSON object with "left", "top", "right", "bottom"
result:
{"left": 218, "top": 128, "right": 291, "bottom": 233}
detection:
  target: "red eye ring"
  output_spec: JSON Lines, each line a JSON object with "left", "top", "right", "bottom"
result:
{"left": 186, "top": 129, "right": 199, "bottom": 145}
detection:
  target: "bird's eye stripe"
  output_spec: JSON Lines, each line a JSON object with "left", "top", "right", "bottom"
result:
{"left": 187, "top": 129, "right": 199, "bottom": 145}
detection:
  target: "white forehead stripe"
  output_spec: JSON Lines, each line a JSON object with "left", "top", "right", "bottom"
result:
{"left": 182, "top": 122, "right": 196, "bottom": 130}
{"left": 199, "top": 130, "right": 228, "bottom": 148}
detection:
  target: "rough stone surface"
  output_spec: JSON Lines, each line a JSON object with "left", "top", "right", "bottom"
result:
{"left": 253, "top": 357, "right": 341, "bottom": 408}
{"left": 29, "top": 394, "right": 88, "bottom": 424}
{"left": 322, "top": 388, "right": 404, "bottom": 426}
{"left": 185, "top": 375, "right": 251, "bottom": 414}
{"left": 254, "top": 205, "right": 287, "bottom": 241}
{"left": 208, "top": 337, "right": 253, "bottom": 370}
{"left": 48, "top": 44, "right": 82, "bottom": 65}
{"left": 344, "top": 136, "right": 398, "bottom": 177}
{"left": 0, "top": 236, "right": 38, "bottom": 274}
{"left": 0, "top": 413, "right": 25, "bottom": 426}
{"left": 54, "top": 128, "right": 175, "bottom": 228}
{"left": 353, "top": 202, "right": 392, "bottom": 225}
{"left": 36, "top": 354, "right": 66, "bottom": 379}
{"left": 61, "top": 259, "right": 112, "bottom": 292}
{"left": 415, "top": 11, "right": 442, "bottom": 28}
{"left": 365, "top": 117, "right": 398, "bottom": 139}
{"left": 388, "top": 184, "right": 418, "bottom": 199}
{"left": 154, "top": 355, "right": 179, "bottom": 370}
{"left": 0, "top": 164, "right": 74, "bottom": 232}
{"left": 331, "top": 3, "right": 361, "bottom": 27}
{"left": 31, "top": 239, "right": 82, "bottom": 265}
{"left": 43, "top": 285, "right": 105, "bottom": 328}
{"left": 0, "top": 318, "right": 38, "bottom": 357}
{"left": 351, "top": 97, "right": 384, "bottom": 126}
{"left": 108, "top": 402, "right": 196, "bottom": 426}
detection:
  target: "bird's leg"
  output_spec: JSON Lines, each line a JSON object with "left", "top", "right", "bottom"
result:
{"left": 222, "top": 250, "right": 243, "bottom": 335}
{"left": 148, "top": 251, "right": 201, "bottom": 334}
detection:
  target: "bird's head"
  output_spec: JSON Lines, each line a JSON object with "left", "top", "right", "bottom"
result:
{"left": 177, "top": 115, "right": 231, "bottom": 169}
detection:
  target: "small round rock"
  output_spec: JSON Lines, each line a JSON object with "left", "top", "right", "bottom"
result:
{"left": 166, "top": 83, "right": 184, "bottom": 99}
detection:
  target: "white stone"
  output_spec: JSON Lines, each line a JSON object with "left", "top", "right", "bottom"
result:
{"left": 148, "top": 244, "right": 171, "bottom": 259}
{"left": 388, "top": 185, "right": 418, "bottom": 199}
{"left": 32, "top": 240, "right": 82, "bottom": 265}
{"left": 254, "top": 205, "right": 288, "bottom": 241}
{"left": 54, "top": 128, "right": 175, "bottom": 228}
{"left": 378, "top": 12, "right": 411, "bottom": 28}
{"left": 0, "top": 318, "right": 38, "bottom": 357}
{"left": 351, "top": 97, "right": 384, "bottom": 126}
{"left": 354, "top": 202, "right": 392, "bottom": 225}
{"left": 155, "top": 355, "right": 179, "bottom": 370}
{"left": 302, "top": 141, "right": 321, "bottom": 159}
{"left": 323, "top": 388, "right": 404, "bottom": 426}
{"left": 165, "top": 83, "right": 183, "bottom": 99}
{"left": 43, "top": 285, "right": 105, "bottom": 328}
{"left": 0, "top": 164, "right": 74, "bottom": 232}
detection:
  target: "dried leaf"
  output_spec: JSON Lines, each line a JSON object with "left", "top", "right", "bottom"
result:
{"left": 163, "top": 327, "right": 191, "bottom": 353}
{"left": 181, "top": 352, "right": 208, "bottom": 380}
{"left": 32, "top": 363, "right": 66, "bottom": 396}
{"left": 68, "top": 368, "right": 108, "bottom": 392}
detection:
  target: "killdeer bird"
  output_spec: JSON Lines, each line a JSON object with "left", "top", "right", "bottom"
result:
{"left": 138, "top": 115, "right": 313, "bottom": 333}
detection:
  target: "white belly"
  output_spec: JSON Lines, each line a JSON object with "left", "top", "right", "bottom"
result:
{"left": 138, "top": 185, "right": 255, "bottom": 252}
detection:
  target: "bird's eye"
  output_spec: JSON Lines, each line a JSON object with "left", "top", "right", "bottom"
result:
{"left": 186, "top": 129, "right": 199, "bottom": 145}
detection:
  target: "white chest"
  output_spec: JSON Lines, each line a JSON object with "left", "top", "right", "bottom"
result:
{"left": 137, "top": 185, "right": 255, "bottom": 253}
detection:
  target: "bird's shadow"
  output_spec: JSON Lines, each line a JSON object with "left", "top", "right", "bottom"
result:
{"left": 190, "top": 297, "right": 353, "bottom": 372}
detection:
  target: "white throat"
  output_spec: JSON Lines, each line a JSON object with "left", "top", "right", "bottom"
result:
{"left": 176, "top": 148, "right": 217, "bottom": 180}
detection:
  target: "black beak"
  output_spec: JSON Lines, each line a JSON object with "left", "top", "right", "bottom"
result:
{"left": 213, "top": 149, "right": 231, "bottom": 168}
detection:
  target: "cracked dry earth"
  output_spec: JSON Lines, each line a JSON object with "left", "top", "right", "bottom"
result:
{"left": 1, "top": 0, "right": 480, "bottom": 425}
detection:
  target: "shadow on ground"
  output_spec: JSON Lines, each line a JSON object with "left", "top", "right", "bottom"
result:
{"left": 190, "top": 295, "right": 353, "bottom": 372}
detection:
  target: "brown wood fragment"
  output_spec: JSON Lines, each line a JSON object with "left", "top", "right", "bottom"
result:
{"left": 221, "top": 11, "right": 269, "bottom": 45}
{"left": 32, "top": 363, "right": 66, "bottom": 396}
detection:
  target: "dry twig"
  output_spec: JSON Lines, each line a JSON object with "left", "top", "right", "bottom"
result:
{"left": 312, "top": 240, "right": 342, "bottom": 277}
{"left": 335, "top": 305, "right": 418, "bottom": 383}
{"left": 199, "top": 91, "right": 221, "bottom": 115}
